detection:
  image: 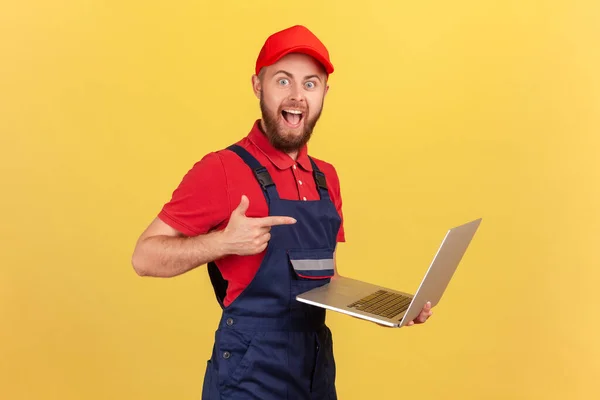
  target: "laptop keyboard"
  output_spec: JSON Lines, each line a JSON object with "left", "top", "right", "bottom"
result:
{"left": 347, "top": 290, "right": 412, "bottom": 319}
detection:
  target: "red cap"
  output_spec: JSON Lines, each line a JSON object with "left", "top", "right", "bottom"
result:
{"left": 255, "top": 25, "right": 334, "bottom": 76}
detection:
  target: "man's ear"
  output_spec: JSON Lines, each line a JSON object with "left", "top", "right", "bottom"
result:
{"left": 324, "top": 84, "right": 330, "bottom": 97}
{"left": 251, "top": 74, "right": 261, "bottom": 99}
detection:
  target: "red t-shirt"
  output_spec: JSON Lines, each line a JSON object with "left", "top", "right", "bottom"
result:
{"left": 158, "top": 120, "right": 345, "bottom": 306}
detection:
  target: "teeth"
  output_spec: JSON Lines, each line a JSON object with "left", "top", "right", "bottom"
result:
{"left": 284, "top": 110, "right": 302, "bottom": 115}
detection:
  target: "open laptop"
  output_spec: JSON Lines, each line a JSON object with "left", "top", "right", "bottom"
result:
{"left": 296, "top": 218, "right": 482, "bottom": 327}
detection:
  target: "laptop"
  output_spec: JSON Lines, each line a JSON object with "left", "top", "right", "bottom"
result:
{"left": 295, "top": 218, "right": 482, "bottom": 327}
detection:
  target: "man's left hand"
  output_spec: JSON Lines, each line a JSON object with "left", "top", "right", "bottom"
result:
{"left": 406, "top": 301, "right": 433, "bottom": 327}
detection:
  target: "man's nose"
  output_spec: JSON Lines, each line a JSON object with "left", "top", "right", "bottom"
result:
{"left": 288, "top": 82, "right": 306, "bottom": 103}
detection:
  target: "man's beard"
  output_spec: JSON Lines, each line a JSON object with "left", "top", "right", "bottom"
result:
{"left": 260, "top": 93, "right": 323, "bottom": 152}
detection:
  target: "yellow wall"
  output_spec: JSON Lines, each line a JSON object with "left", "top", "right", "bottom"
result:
{"left": 1, "top": 1, "right": 599, "bottom": 399}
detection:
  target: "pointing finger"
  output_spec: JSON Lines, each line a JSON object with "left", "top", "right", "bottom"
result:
{"left": 257, "top": 216, "right": 297, "bottom": 227}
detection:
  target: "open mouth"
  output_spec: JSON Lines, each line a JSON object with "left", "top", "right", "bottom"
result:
{"left": 281, "top": 109, "right": 304, "bottom": 127}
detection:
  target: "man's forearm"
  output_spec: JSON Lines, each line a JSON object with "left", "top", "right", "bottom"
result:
{"left": 132, "top": 230, "right": 227, "bottom": 277}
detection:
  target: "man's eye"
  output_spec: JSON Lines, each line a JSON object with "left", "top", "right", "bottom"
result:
{"left": 278, "top": 79, "right": 289, "bottom": 85}
{"left": 305, "top": 81, "right": 315, "bottom": 89}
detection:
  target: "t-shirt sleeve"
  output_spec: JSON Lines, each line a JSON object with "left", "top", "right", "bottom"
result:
{"left": 324, "top": 163, "right": 346, "bottom": 243}
{"left": 158, "top": 152, "right": 230, "bottom": 237}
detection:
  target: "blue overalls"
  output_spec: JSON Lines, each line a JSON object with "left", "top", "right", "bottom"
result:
{"left": 201, "top": 144, "right": 340, "bottom": 400}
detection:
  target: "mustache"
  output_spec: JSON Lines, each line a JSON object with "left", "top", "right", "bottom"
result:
{"left": 278, "top": 101, "right": 308, "bottom": 112}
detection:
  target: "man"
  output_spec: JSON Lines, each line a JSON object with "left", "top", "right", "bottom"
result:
{"left": 131, "top": 25, "right": 432, "bottom": 399}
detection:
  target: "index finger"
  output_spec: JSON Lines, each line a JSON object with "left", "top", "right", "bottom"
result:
{"left": 256, "top": 216, "right": 297, "bottom": 227}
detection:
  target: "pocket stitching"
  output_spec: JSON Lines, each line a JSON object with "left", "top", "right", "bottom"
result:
{"left": 223, "top": 331, "right": 265, "bottom": 388}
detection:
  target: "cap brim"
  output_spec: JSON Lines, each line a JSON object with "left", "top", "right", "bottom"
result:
{"left": 263, "top": 45, "right": 334, "bottom": 75}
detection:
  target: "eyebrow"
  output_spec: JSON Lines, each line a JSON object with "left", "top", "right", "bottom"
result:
{"left": 273, "top": 70, "right": 322, "bottom": 83}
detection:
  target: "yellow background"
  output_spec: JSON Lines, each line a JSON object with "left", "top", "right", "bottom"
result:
{"left": 1, "top": 0, "right": 599, "bottom": 399}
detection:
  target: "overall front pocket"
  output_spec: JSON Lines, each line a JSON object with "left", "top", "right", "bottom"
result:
{"left": 217, "top": 329, "right": 265, "bottom": 389}
{"left": 287, "top": 248, "right": 335, "bottom": 280}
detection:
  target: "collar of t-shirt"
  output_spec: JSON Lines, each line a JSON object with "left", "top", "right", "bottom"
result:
{"left": 246, "top": 120, "right": 314, "bottom": 172}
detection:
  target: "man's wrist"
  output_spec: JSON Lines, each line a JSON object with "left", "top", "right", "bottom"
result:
{"left": 203, "top": 229, "right": 232, "bottom": 260}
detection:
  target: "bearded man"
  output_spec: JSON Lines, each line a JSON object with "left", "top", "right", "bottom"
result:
{"left": 131, "top": 25, "right": 431, "bottom": 400}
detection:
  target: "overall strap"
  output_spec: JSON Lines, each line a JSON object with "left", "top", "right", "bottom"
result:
{"left": 226, "top": 144, "right": 280, "bottom": 203}
{"left": 207, "top": 261, "right": 227, "bottom": 309}
{"left": 207, "top": 144, "right": 280, "bottom": 310}
{"left": 308, "top": 156, "right": 331, "bottom": 200}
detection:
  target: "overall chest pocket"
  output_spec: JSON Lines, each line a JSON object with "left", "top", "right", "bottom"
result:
{"left": 287, "top": 248, "right": 335, "bottom": 280}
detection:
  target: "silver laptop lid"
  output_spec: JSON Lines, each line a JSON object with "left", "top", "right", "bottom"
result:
{"left": 399, "top": 218, "right": 482, "bottom": 325}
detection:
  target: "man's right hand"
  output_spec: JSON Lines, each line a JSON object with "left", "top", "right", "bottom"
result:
{"left": 221, "top": 195, "right": 296, "bottom": 256}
